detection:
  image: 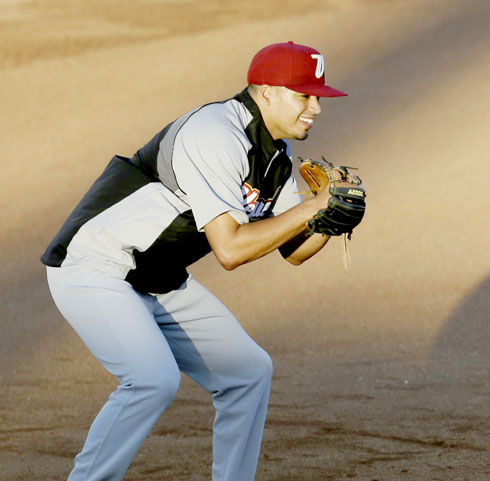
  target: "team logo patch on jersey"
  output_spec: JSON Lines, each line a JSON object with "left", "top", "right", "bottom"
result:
{"left": 242, "top": 182, "right": 275, "bottom": 220}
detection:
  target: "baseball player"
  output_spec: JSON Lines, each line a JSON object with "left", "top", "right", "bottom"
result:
{"left": 41, "top": 41, "right": 349, "bottom": 481}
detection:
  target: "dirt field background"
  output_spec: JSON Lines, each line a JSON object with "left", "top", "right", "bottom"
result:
{"left": 1, "top": 0, "right": 489, "bottom": 480}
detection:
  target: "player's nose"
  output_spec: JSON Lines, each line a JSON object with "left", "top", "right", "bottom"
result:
{"left": 309, "top": 96, "right": 321, "bottom": 115}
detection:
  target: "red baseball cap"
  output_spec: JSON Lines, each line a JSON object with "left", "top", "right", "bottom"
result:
{"left": 247, "top": 41, "right": 347, "bottom": 97}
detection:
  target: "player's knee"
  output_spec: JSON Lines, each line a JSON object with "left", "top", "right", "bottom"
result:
{"left": 133, "top": 368, "right": 180, "bottom": 407}
{"left": 153, "top": 371, "right": 180, "bottom": 403}
{"left": 248, "top": 348, "right": 273, "bottom": 385}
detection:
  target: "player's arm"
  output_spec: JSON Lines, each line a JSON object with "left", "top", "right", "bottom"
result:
{"left": 278, "top": 230, "right": 330, "bottom": 265}
{"left": 204, "top": 187, "right": 331, "bottom": 270}
{"left": 266, "top": 166, "right": 329, "bottom": 265}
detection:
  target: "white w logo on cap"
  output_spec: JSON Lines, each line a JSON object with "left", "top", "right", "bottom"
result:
{"left": 311, "top": 54, "right": 325, "bottom": 79}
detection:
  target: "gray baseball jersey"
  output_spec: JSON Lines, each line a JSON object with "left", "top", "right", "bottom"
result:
{"left": 41, "top": 89, "right": 301, "bottom": 294}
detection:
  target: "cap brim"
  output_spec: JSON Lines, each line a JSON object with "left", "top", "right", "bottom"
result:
{"left": 287, "top": 83, "right": 348, "bottom": 97}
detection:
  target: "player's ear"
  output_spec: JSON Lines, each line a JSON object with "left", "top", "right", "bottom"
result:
{"left": 260, "top": 85, "right": 273, "bottom": 104}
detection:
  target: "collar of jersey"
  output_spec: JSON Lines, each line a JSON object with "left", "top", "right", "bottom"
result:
{"left": 235, "top": 88, "right": 288, "bottom": 161}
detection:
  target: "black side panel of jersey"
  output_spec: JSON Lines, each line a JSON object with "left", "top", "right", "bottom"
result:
{"left": 125, "top": 210, "right": 211, "bottom": 294}
{"left": 236, "top": 89, "right": 293, "bottom": 218}
{"left": 130, "top": 122, "right": 174, "bottom": 180}
{"left": 238, "top": 89, "right": 289, "bottom": 185}
{"left": 40, "top": 155, "right": 154, "bottom": 267}
{"left": 254, "top": 150, "right": 292, "bottom": 209}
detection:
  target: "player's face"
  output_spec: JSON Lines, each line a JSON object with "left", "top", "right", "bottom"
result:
{"left": 265, "top": 87, "right": 322, "bottom": 140}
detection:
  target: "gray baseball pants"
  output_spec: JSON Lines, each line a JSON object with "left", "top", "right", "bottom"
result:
{"left": 46, "top": 265, "right": 272, "bottom": 481}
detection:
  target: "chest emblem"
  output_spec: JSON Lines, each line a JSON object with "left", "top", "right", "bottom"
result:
{"left": 242, "top": 182, "right": 279, "bottom": 220}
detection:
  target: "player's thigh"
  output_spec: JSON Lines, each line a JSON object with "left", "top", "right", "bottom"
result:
{"left": 154, "top": 276, "right": 272, "bottom": 390}
{"left": 46, "top": 265, "right": 179, "bottom": 384}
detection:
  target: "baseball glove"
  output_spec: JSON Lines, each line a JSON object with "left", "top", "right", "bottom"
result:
{"left": 299, "top": 157, "right": 366, "bottom": 238}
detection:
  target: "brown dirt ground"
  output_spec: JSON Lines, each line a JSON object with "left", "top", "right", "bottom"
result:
{"left": 1, "top": 0, "right": 489, "bottom": 480}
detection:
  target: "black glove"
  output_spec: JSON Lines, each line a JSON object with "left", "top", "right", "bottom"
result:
{"left": 307, "top": 182, "right": 366, "bottom": 237}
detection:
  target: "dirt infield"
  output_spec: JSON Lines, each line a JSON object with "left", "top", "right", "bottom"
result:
{"left": 1, "top": 0, "right": 489, "bottom": 479}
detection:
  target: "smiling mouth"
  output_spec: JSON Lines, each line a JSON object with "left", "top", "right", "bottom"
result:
{"left": 299, "top": 116, "right": 314, "bottom": 127}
